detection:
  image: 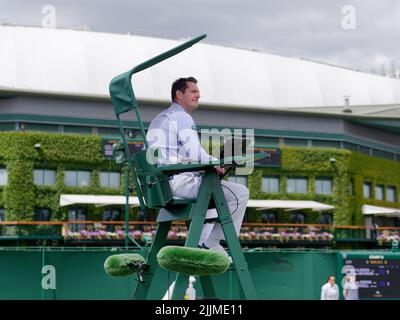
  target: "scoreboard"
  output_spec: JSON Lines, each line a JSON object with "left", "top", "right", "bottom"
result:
{"left": 253, "top": 147, "right": 281, "bottom": 167}
{"left": 338, "top": 252, "right": 400, "bottom": 299}
{"left": 102, "top": 139, "right": 144, "bottom": 159}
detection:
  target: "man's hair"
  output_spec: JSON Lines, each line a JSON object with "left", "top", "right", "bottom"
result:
{"left": 171, "top": 77, "right": 197, "bottom": 102}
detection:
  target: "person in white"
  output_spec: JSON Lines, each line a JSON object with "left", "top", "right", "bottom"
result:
{"left": 343, "top": 275, "right": 359, "bottom": 300}
{"left": 321, "top": 276, "right": 339, "bottom": 300}
{"left": 146, "top": 77, "right": 249, "bottom": 256}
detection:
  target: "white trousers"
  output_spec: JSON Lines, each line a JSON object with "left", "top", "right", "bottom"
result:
{"left": 169, "top": 172, "right": 249, "bottom": 249}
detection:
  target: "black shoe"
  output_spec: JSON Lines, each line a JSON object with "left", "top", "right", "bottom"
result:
{"left": 198, "top": 243, "right": 210, "bottom": 249}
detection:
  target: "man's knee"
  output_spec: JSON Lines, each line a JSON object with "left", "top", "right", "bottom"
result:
{"left": 230, "top": 182, "right": 249, "bottom": 200}
{"left": 240, "top": 185, "right": 250, "bottom": 200}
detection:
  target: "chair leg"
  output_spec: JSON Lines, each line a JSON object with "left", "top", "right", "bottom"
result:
{"left": 210, "top": 173, "right": 258, "bottom": 300}
{"left": 133, "top": 221, "right": 170, "bottom": 300}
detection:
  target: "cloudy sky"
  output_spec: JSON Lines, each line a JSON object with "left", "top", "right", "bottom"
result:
{"left": 1, "top": 0, "right": 399, "bottom": 74}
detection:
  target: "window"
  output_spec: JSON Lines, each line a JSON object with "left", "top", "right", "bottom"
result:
{"left": 283, "top": 138, "right": 308, "bottom": 147}
{"left": 315, "top": 178, "right": 333, "bottom": 195}
{"left": 227, "top": 175, "right": 247, "bottom": 187}
{"left": 290, "top": 212, "right": 306, "bottom": 224}
{"left": 0, "top": 123, "right": 16, "bottom": 132}
{"left": 373, "top": 216, "right": 400, "bottom": 228}
{"left": 0, "top": 169, "right": 7, "bottom": 186}
{"left": 0, "top": 208, "right": 5, "bottom": 222}
{"left": 359, "top": 146, "right": 370, "bottom": 155}
{"left": 320, "top": 213, "right": 333, "bottom": 225}
{"left": 63, "top": 125, "right": 92, "bottom": 135}
{"left": 23, "top": 123, "right": 59, "bottom": 133}
{"left": 363, "top": 182, "right": 372, "bottom": 198}
{"left": 103, "top": 208, "right": 121, "bottom": 232}
{"left": 100, "top": 172, "right": 121, "bottom": 188}
{"left": 343, "top": 142, "right": 358, "bottom": 152}
{"left": 68, "top": 208, "right": 87, "bottom": 232}
{"left": 386, "top": 187, "right": 397, "bottom": 203}
{"left": 372, "top": 149, "right": 394, "bottom": 160}
{"left": 287, "top": 177, "right": 308, "bottom": 194}
{"left": 97, "top": 127, "right": 120, "bottom": 137}
{"left": 64, "top": 170, "right": 91, "bottom": 187}
{"left": 375, "top": 185, "right": 384, "bottom": 201}
{"left": 312, "top": 140, "right": 341, "bottom": 149}
{"left": 261, "top": 212, "right": 277, "bottom": 223}
{"left": 33, "top": 169, "right": 56, "bottom": 186}
{"left": 34, "top": 208, "right": 51, "bottom": 221}
{"left": 262, "top": 176, "right": 280, "bottom": 193}
{"left": 255, "top": 137, "right": 279, "bottom": 147}
{"left": 103, "top": 208, "right": 121, "bottom": 221}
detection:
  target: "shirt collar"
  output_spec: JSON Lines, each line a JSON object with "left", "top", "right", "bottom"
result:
{"left": 171, "top": 102, "right": 187, "bottom": 113}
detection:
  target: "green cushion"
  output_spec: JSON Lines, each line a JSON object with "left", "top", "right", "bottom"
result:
{"left": 104, "top": 253, "right": 145, "bottom": 277}
{"left": 156, "top": 246, "right": 230, "bottom": 276}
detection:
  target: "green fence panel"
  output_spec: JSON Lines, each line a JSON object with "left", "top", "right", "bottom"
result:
{"left": 0, "top": 247, "right": 340, "bottom": 300}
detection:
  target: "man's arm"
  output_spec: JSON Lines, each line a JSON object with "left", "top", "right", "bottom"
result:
{"left": 176, "top": 112, "right": 217, "bottom": 164}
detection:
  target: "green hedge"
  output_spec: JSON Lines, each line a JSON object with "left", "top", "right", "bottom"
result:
{"left": 1, "top": 132, "right": 400, "bottom": 225}
{"left": 248, "top": 147, "right": 400, "bottom": 226}
{"left": 0, "top": 132, "right": 128, "bottom": 221}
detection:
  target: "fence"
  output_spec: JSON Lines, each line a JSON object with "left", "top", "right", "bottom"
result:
{"left": 0, "top": 247, "right": 338, "bottom": 300}
{"left": 0, "top": 221, "right": 399, "bottom": 245}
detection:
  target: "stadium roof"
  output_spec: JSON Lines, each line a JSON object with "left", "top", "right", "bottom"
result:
{"left": 1, "top": 25, "right": 400, "bottom": 111}
{"left": 288, "top": 104, "right": 400, "bottom": 118}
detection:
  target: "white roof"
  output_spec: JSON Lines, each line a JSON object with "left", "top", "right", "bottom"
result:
{"left": 249, "top": 200, "right": 334, "bottom": 211}
{"left": 362, "top": 204, "right": 400, "bottom": 217}
{"left": 60, "top": 194, "right": 333, "bottom": 212}
{"left": 60, "top": 194, "right": 140, "bottom": 207}
{"left": 2, "top": 25, "right": 400, "bottom": 109}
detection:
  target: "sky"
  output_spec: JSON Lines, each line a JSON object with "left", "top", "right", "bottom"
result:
{"left": 1, "top": 0, "right": 399, "bottom": 74}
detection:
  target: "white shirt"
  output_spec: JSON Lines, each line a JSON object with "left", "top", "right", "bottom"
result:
{"left": 321, "top": 283, "right": 339, "bottom": 300}
{"left": 146, "top": 103, "right": 216, "bottom": 166}
{"left": 343, "top": 281, "right": 359, "bottom": 300}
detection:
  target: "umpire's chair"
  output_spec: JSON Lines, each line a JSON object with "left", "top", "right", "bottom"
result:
{"left": 109, "top": 34, "right": 257, "bottom": 300}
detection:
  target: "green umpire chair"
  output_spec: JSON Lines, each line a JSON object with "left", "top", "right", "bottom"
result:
{"left": 109, "top": 34, "right": 258, "bottom": 300}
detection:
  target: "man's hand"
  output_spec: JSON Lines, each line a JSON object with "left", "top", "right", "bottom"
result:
{"left": 215, "top": 165, "right": 225, "bottom": 176}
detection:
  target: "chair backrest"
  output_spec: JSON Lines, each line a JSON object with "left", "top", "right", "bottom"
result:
{"left": 132, "top": 150, "right": 173, "bottom": 209}
{"left": 108, "top": 34, "right": 207, "bottom": 210}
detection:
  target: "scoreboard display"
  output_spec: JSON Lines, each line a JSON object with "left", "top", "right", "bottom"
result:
{"left": 338, "top": 252, "right": 400, "bottom": 300}
{"left": 102, "top": 139, "right": 144, "bottom": 159}
{"left": 253, "top": 147, "right": 281, "bottom": 167}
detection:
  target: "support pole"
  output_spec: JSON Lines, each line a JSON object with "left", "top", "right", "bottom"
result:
{"left": 125, "top": 164, "right": 129, "bottom": 249}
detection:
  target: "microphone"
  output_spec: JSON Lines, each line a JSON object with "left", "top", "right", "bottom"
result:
{"left": 104, "top": 253, "right": 146, "bottom": 277}
{"left": 157, "top": 246, "right": 231, "bottom": 276}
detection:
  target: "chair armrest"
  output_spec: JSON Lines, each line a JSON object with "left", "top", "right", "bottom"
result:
{"left": 158, "top": 162, "right": 217, "bottom": 175}
{"left": 220, "top": 153, "right": 267, "bottom": 167}
{"left": 158, "top": 153, "right": 267, "bottom": 174}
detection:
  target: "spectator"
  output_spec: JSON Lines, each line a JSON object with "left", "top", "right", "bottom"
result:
{"left": 321, "top": 276, "right": 339, "bottom": 300}
{"left": 343, "top": 275, "right": 359, "bottom": 300}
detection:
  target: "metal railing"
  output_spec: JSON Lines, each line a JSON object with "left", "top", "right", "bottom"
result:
{"left": 0, "top": 221, "right": 399, "bottom": 245}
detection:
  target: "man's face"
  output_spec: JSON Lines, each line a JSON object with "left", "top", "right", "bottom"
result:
{"left": 176, "top": 81, "right": 200, "bottom": 112}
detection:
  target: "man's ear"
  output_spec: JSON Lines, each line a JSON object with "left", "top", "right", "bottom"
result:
{"left": 175, "top": 90, "right": 183, "bottom": 100}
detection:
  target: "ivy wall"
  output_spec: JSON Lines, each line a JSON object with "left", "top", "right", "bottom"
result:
{"left": 0, "top": 132, "right": 399, "bottom": 225}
